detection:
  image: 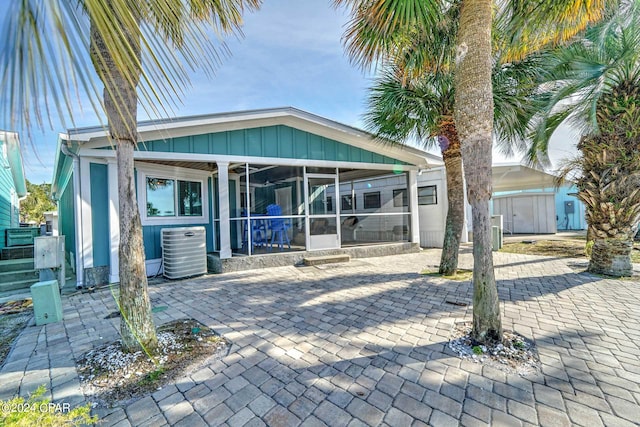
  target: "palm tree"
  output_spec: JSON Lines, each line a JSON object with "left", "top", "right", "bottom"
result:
{"left": 366, "top": 69, "right": 464, "bottom": 276}
{"left": 1, "top": 0, "right": 260, "bottom": 352}
{"left": 530, "top": 1, "right": 640, "bottom": 276}
{"left": 363, "top": 3, "right": 541, "bottom": 277}
{"left": 335, "top": 0, "right": 614, "bottom": 343}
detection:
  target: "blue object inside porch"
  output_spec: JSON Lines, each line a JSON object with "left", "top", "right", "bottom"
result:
{"left": 266, "top": 204, "right": 291, "bottom": 251}
{"left": 241, "top": 210, "right": 268, "bottom": 251}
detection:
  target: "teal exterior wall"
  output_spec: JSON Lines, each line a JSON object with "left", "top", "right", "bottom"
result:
{"left": 90, "top": 163, "right": 110, "bottom": 267}
{"left": 141, "top": 177, "right": 214, "bottom": 260}
{"left": 0, "top": 142, "right": 21, "bottom": 250}
{"left": 58, "top": 178, "right": 76, "bottom": 259}
{"left": 137, "top": 125, "right": 408, "bottom": 166}
{"left": 0, "top": 160, "right": 16, "bottom": 250}
{"left": 555, "top": 185, "right": 586, "bottom": 230}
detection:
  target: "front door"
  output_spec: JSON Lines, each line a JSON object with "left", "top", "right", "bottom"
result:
{"left": 305, "top": 173, "right": 340, "bottom": 250}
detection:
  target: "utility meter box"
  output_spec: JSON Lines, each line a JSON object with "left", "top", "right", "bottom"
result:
{"left": 34, "top": 236, "right": 61, "bottom": 269}
{"left": 30, "top": 280, "right": 63, "bottom": 325}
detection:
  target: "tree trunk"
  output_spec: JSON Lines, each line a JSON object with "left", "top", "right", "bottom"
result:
{"left": 90, "top": 7, "right": 158, "bottom": 353}
{"left": 438, "top": 121, "right": 465, "bottom": 276}
{"left": 454, "top": 0, "right": 502, "bottom": 342}
{"left": 116, "top": 138, "right": 158, "bottom": 352}
{"left": 588, "top": 238, "right": 633, "bottom": 277}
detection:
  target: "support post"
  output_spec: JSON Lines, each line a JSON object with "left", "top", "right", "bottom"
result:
{"left": 217, "top": 162, "right": 232, "bottom": 259}
{"left": 108, "top": 159, "right": 120, "bottom": 283}
{"left": 72, "top": 158, "right": 84, "bottom": 287}
{"left": 408, "top": 170, "right": 420, "bottom": 244}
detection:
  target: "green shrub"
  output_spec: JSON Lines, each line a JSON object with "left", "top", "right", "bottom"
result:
{"left": 472, "top": 345, "right": 484, "bottom": 355}
{"left": 0, "top": 385, "right": 97, "bottom": 426}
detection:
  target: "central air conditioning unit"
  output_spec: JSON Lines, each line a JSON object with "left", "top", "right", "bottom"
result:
{"left": 161, "top": 226, "right": 207, "bottom": 279}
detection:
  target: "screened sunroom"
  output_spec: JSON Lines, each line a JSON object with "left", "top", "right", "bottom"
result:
{"left": 222, "top": 165, "right": 415, "bottom": 257}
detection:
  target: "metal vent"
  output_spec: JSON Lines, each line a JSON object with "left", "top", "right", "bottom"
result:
{"left": 161, "top": 227, "right": 207, "bottom": 279}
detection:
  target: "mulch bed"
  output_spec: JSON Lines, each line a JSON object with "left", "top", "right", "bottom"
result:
{"left": 78, "top": 319, "right": 229, "bottom": 407}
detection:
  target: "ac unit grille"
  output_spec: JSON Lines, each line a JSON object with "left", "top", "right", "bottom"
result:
{"left": 161, "top": 227, "right": 207, "bottom": 279}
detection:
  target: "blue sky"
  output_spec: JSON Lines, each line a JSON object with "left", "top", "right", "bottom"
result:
{"left": 1, "top": 0, "right": 577, "bottom": 184}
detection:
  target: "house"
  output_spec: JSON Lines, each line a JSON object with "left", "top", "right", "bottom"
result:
{"left": 0, "top": 131, "right": 27, "bottom": 255}
{"left": 51, "top": 107, "right": 445, "bottom": 287}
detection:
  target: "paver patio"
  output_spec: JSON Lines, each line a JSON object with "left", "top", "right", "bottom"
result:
{"left": 1, "top": 249, "right": 639, "bottom": 426}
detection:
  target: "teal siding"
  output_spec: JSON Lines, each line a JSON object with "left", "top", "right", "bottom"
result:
{"left": 554, "top": 186, "right": 586, "bottom": 230}
{"left": 142, "top": 178, "right": 214, "bottom": 259}
{"left": 0, "top": 159, "right": 16, "bottom": 250}
{"left": 58, "top": 178, "right": 76, "bottom": 260}
{"left": 136, "top": 125, "right": 409, "bottom": 165}
{"left": 90, "top": 163, "right": 110, "bottom": 267}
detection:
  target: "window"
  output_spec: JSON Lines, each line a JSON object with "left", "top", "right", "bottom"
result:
{"left": 147, "top": 178, "right": 175, "bottom": 217}
{"left": 178, "top": 181, "right": 203, "bottom": 216}
{"left": 139, "top": 165, "right": 209, "bottom": 225}
{"left": 393, "top": 189, "right": 408, "bottom": 207}
{"left": 326, "top": 196, "right": 333, "bottom": 212}
{"left": 147, "top": 177, "right": 203, "bottom": 217}
{"left": 418, "top": 185, "right": 437, "bottom": 205}
{"left": 341, "top": 195, "right": 356, "bottom": 211}
{"left": 363, "top": 191, "right": 381, "bottom": 209}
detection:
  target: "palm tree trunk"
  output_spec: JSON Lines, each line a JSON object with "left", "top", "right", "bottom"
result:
{"left": 90, "top": 9, "right": 158, "bottom": 353}
{"left": 438, "top": 121, "right": 464, "bottom": 276}
{"left": 588, "top": 237, "right": 633, "bottom": 276}
{"left": 454, "top": 0, "right": 502, "bottom": 342}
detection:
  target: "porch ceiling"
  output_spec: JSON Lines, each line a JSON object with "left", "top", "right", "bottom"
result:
{"left": 143, "top": 159, "right": 217, "bottom": 172}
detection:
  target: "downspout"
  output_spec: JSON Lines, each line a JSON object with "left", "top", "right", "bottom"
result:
{"left": 61, "top": 142, "right": 84, "bottom": 288}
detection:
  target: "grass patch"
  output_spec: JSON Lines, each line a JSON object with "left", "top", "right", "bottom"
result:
{"left": 0, "top": 300, "right": 33, "bottom": 368}
{"left": 0, "top": 385, "right": 97, "bottom": 426}
{"left": 500, "top": 238, "right": 640, "bottom": 263}
{"left": 500, "top": 240, "right": 587, "bottom": 258}
{"left": 422, "top": 269, "right": 473, "bottom": 281}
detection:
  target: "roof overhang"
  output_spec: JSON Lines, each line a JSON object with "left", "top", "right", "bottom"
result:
{"left": 492, "top": 163, "right": 561, "bottom": 192}
{"left": 0, "top": 131, "right": 27, "bottom": 197}
{"left": 61, "top": 107, "right": 442, "bottom": 169}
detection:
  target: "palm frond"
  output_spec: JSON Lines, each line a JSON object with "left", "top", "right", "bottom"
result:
{"left": 334, "top": 0, "right": 447, "bottom": 70}
{"left": 498, "top": 0, "right": 617, "bottom": 61}
{"left": 364, "top": 64, "right": 454, "bottom": 148}
{"left": 1, "top": 0, "right": 261, "bottom": 132}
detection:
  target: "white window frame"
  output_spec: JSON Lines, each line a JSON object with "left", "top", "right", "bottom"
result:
{"left": 136, "top": 163, "right": 210, "bottom": 226}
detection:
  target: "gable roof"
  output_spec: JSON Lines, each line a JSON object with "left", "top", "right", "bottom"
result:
{"left": 61, "top": 107, "right": 443, "bottom": 168}
{"left": 0, "top": 131, "right": 27, "bottom": 197}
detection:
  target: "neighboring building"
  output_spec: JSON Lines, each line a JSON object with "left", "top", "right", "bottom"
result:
{"left": 51, "top": 108, "right": 444, "bottom": 287}
{"left": 0, "top": 131, "right": 27, "bottom": 252}
{"left": 489, "top": 163, "right": 586, "bottom": 234}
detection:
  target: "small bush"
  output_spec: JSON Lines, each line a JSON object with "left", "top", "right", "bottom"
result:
{"left": 0, "top": 385, "right": 97, "bottom": 426}
{"left": 472, "top": 345, "right": 484, "bottom": 355}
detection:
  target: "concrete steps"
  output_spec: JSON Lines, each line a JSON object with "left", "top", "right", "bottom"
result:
{"left": 0, "top": 258, "right": 38, "bottom": 294}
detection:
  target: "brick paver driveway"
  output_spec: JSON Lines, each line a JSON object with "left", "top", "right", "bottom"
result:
{"left": 1, "top": 250, "right": 639, "bottom": 426}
